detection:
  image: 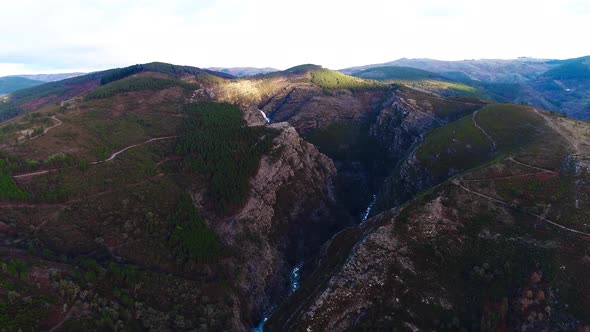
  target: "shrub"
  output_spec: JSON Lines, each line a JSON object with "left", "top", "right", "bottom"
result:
{"left": 0, "top": 164, "right": 29, "bottom": 200}
{"left": 1, "top": 259, "right": 29, "bottom": 279}
{"left": 78, "top": 159, "right": 89, "bottom": 172}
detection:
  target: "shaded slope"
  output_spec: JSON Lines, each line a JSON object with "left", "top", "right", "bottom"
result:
{"left": 267, "top": 107, "right": 590, "bottom": 331}
{"left": 0, "top": 76, "right": 43, "bottom": 95}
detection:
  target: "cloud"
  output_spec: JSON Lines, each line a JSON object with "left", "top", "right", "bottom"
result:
{"left": 0, "top": 0, "right": 589, "bottom": 75}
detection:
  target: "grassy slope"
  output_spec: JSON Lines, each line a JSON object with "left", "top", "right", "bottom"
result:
{"left": 353, "top": 66, "right": 444, "bottom": 81}
{"left": 417, "top": 104, "right": 561, "bottom": 179}
{"left": 309, "top": 69, "right": 384, "bottom": 91}
{"left": 86, "top": 76, "right": 199, "bottom": 100}
{"left": 384, "top": 111, "right": 589, "bottom": 327}
{"left": 0, "top": 87, "right": 277, "bottom": 329}
{"left": 350, "top": 65, "right": 479, "bottom": 97}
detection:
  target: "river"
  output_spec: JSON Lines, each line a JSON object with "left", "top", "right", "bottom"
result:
{"left": 252, "top": 263, "right": 302, "bottom": 332}
{"left": 361, "top": 194, "right": 377, "bottom": 223}
{"left": 252, "top": 194, "right": 377, "bottom": 330}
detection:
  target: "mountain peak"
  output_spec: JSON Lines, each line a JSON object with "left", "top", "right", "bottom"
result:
{"left": 282, "top": 64, "right": 323, "bottom": 75}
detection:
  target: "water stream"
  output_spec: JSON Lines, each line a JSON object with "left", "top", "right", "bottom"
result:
{"left": 252, "top": 263, "right": 302, "bottom": 331}
{"left": 252, "top": 194, "right": 377, "bottom": 330}
{"left": 361, "top": 194, "right": 377, "bottom": 223}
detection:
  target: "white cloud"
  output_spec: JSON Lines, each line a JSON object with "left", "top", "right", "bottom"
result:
{"left": 0, "top": 0, "right": 588, "bottom": 75}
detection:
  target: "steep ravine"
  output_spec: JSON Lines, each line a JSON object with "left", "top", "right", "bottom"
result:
{"left": 222, "top": 110, "right": 347, "bottom": 330}
{"left": 253, "top": 195, "right": 379, "bottom": 331}
{"left": 256, "top": 88, "right": 487, "bottom": 331}
{"left": 232, "top": 86, "right": 486, "bottom": 330}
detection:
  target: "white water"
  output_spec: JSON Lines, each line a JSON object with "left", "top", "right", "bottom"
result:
{"left": 252, "top": 193, "right": 377, "bottom": 330}
{"left": 290, "top": 264, "right": 302, "bottom": 294}
{"left": 259, "top": 110, "right": 271, "bottom": 123}
{"left": 251, "top": 317, "right": 268, "bottom": 332}
{"left": 252, "top": 263, "right": 302, "bottom": 331}
{"left": 361, "top": 194, "right": 377, "bottom": 223}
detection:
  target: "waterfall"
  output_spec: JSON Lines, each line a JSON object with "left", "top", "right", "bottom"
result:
{"left": 259, "top": 110, "right": 271, "bottom": 123}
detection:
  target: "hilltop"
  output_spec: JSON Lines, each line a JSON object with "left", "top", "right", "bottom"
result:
{"left": 206, "top": 67, "right": 278, "bottom": 77}
{"left": 0, "top": 62, "right": 233, "bottom": 122}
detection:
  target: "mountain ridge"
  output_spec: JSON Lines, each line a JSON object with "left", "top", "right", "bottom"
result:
{"left": 0, "top": 60, "right": 589, "bottom": 331}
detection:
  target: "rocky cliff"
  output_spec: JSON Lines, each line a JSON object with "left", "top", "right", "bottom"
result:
{"left": 372, "top": 89, "right": 485, "bottom": 211}
{"left": 208, "top": 117, "right": 340, "bottom": 329}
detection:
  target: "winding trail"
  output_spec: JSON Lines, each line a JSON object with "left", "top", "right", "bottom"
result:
{"left": 13, "top": 169, "right": 54, "bottom": 179}
{"left": 0, "top": 202, "right": 66, "bottom": 209}
{"left": 507, "top": 157, "right": 558, "bottom": 174}
{"left": 454, "top": 180, "right": 590, "bottom": 236}
{"left": 533, "top": 108, "right": 580, "bottom": 155}
{"left": 472, "top": 110, "right": 496, "bottom": 151}
{"left": 93, "top": 136, "right": 178, "bottom": 164}
{"left": 12, "top": 136, "right": 178, "bottom": 179}
{"left": 28, "top": 115, "right": 62, "bottom": 142}
{"left": 462, "top": 171, "right": 551, "bottom": 182}
{"left": 0, "top": 115, "right": 63, "bottom": 148}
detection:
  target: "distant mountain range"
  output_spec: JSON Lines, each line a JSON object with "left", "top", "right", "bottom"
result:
{"left": 341, "top": 56, "right": 590, "bottom": 119}
{"left": 16, "top": 72, "right": 85, "bottom": 82}
{"left": 0, "top": 72, "right": 85, "bottom": 96}
{"left": 206, "top": 67, "right": 278, "bottom": 77}
{"left": 0, "top": 76, "right": 43, "bottom": 96}
{"left": 340, "top": 57, "right": 556, "bottom": 83}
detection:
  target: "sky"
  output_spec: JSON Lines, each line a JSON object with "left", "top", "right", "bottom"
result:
{"left": 1, "top": 0, "right": 589, "bottom": 76}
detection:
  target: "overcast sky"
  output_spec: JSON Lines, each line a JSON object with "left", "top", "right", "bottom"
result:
{"left": 1, "top": 0, "right": 589, "bottom": 76}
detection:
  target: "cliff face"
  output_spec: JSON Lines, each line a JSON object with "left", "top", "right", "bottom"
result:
{"left": 206, "top": 119, "right": 339, "bottom": 329}
{"left": 260, "top": 85, "right": 384, "bottom": 134}
{"left": 203, "top": 74, "right": 386, "bottom": 134}
{"left": 372, "top": 91, "right": 441, "bottom": 157}
{"left": 373, "top": 90, "right": 484, "bottom": 211}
